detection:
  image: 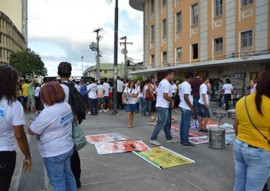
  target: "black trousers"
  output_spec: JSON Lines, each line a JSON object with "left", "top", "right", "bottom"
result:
{"left": 224, "top": 94, "right": 231, "bottom": 110}
{"left": 0, "top": 151, "right": 16, "bottom": 191}
{"left": 71, "top": 150, "right": 81, "bottom": 188}
{"left": 117, "top": 92, "right": 123, "bottom": 109}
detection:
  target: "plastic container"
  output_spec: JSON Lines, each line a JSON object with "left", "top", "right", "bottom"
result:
{"left": 208, "top": 128, "right": 225, "bottom": 149}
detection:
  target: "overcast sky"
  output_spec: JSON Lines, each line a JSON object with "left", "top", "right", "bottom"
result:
{"left": 28, "top": 0, "right": 143, "bottom": 76}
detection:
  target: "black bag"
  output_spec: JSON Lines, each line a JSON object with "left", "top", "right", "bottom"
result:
{"left": 62, "top": 81, "right": 86, "bottom": 124}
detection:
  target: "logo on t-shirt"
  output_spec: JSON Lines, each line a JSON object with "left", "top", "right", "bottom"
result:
{"left": 0, "top": 109, "right": 5, "bottom": 117}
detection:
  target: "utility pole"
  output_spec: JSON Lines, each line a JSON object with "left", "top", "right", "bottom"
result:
{"left": 81, "top": 56, "right": 84, "bottom": 76}
{"left": 120, "top": 36, "right": 132, "bottom": 80}
{"left": 90, "top": 28, "right": 102, "bottom": 81}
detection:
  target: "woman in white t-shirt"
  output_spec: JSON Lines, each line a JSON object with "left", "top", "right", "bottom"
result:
{"left": 0, "top": 65, "right": 32, "bottom": 190}
{"left": 28, "top": 81, "right": 77, "bottom": 191}
{"left": 122, "top": 80, "right": 138, "bottom": 128}
{"left": 223, "top": 78, "right": 234, "bottom": 110}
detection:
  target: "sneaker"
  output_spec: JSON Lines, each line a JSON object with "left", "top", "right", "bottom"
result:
{"left": 104, "top": 109, "right": 108, "bottom": 112}
{"left": 88, "top": 111, "right": 91, "bottom": 115}
{"left": 149, "top": 140, "right": 161, "bottom": 146}
{"left": 167, "top": 138, "right": 178, "bottom": 143}
{"left": 181, "top": 142, "right": 195, "bottom": 146}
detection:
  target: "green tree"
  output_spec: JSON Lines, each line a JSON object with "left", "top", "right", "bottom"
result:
{"left": 9, "top": 48, "right": 47, "bottom": 79}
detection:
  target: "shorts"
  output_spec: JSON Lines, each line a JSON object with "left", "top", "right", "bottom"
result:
{"left": 98, "top": 98, "right": 104, "bottom": 103}
{"left": 198, "top": 103, "right": 210, "bottom": 118}
{"left": 27, "top": 96, "right": 35, "bottom": 107}
{"left": 125, "top": 104, "right": 137, "bottom": 113}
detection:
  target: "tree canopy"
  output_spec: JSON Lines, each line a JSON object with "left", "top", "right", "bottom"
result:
{"left": 9, "top": 48, "right": 47, "bottom": 79}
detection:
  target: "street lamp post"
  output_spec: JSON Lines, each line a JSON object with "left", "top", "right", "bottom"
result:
{"left": 81, "top": 56, "right": 84, "bottom": 76}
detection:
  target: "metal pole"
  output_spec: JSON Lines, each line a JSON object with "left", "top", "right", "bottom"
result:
{"left": 96, "top": 31, "right": 101, "bottom": 81}
{"left": 81, "top": 56, "right": 84, "bottom": 76}
{"left": 112, "top": 0, "right": 118, "bottom": 115}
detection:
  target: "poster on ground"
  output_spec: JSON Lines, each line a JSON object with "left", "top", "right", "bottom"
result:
{"left": 189, "top": 136, "right": 208, "bottom": 145}
{"left": 86, "top": 132, "right": 129, "bottom": 144}
{"left": 95, "top": 140, "right": 150, "bottom": 154}
{"left": 133, "top": 146, "right": 195, "bottom": 169}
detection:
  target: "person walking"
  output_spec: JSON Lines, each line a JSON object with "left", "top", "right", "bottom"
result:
{"left": 233, "top": 70, "right": 270, "bottom": 191}
{"left": 179, "top": 72, "right": 195, "bottom": 146}
{"left": 87, "top": 78, "right": 98, "bottom": 116}
{"left": 191, "top": 72, "right": 202, "bottom": 127}
{"left": 0, "top": 65, "right": 32, "bottom": 190}
{"left": 149, "top": 70, "right": 178, "bottom": 146}
{"left": 198, "top": 76, "right": 211, "bottom": 133}
{"left": 123, "top": 80, "right": 138, "bottom": 128}
{"left": 28, "top": 81, "right": 77, "bottom": 191}
{"left": 223, "top": 78, "right": 234, "bottom": 110}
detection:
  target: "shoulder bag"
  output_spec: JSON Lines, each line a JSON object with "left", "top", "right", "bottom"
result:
{"left": 72, "top": 122, "right": 88, "bottom": 150}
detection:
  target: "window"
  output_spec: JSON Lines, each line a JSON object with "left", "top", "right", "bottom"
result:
{"left": 192, "top": 4, "right": 198, "bottom": 25}
{"left": 215, "top": 0, "right": 222, "bottom": 16}
{"left": 162, "top": 0, "right": 167, "bottom": 6}
{"left": 192, "top": 44, "right": 199, "bottom": 59}
{"left": 241, "top": 30, "right": 253, "bottom": 47}
{"left": 151, "top": 25, "right": 155, "bottom": 42}
{"left": 151, "top": 54, "right": 155, "bottom": 65}
{"left": 162, "top": 51, "right": 167, "bottom": 63}
{"left": 151, "top": 0, "right": 155, "bottom": 13}
{"left": 176, "top": 47, "right": 182, "bottom": 60}
{"left": 176, "top": 12, "right": 182, "bottom": 32}
{"left": 242, "top": 0, "right": 253, "bottom": 6}
{"left": 162, "top": 19, "right": 167, "bottom": 36}
{"left": 215, "top": 38, "right": 223, "bottom": 52}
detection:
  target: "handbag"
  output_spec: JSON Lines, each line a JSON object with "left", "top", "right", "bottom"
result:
{"left": 244, "top": 96, "right": 270, "bottom": 145}
{"left": 145, "top": 86, "right": 154, "bottom": 101}
{"left": 72, "top": 122, "right": 88, "bottom": 151}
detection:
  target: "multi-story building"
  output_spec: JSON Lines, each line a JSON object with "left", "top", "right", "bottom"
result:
{"left": 130, "top": 0, "right": 270, "bottom": 97}
{"left": 0, "top": 0, "right": 27, "bottom": 65}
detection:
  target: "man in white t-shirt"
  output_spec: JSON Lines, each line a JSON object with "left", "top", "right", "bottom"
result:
{"left": 179, "top": 72, "right": 195, "bottom": 146}
{"left": 223, "top": 78, "right": 234, "bottom": 110}
{"left": 103, "top": 78, "right": 110, "bottom": 111}
{"left": 149, "top": 70, "right": 178, "bottom": 146}
{"left": 87, "top": 78, "right": 98, "bottom": 115}
{"left": 198, "top": 76, "right": 211, "bottom": 133}
{"left": 117, "top": 76, "right": 124, "bottom": 109}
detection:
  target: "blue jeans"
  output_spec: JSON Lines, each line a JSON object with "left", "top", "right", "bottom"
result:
{"left": 138, "top": 97, "right": 144, "bottom": 115}
{"left": 193, "top": 96, "right": 199, "bottom": 120}
{"left": 179, "top": 107, "right": 192, "bottom": 144}
{"left": 43, "top": 148, "right": 77, "bottom": 191}
{"left": 144, "top": 99, "right": 152, "bottom": 116}
{"left": 89, "top": 98, "right": 98, "bottom": 115}
{"left": 233, "top": 139, "right": 270, "bottom": 191}
{"left": 150, "top": 107, "right": 173, "bottom": 140}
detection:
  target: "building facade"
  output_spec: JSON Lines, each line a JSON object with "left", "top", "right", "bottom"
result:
{"left": 0, "top": 11, "right": 27, "bottom": 65}
{"left": 130, "top": 0, "right": 270, "bottom": 97}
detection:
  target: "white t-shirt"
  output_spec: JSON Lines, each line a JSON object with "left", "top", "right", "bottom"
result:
{"left": 156, "top": 79, "right": 172, "bottom": 108}
{"left": 87, "top": 83, "right": 97, "bottom": 99}
{"left": 171, "top": 84, "right": 177, "bottom": 94}
{"left": 117, "top": 80, "right": 124, "bottom": 92}
{"left": 250, "top": 84, "right": 257, "bottom": 94}
{"left": 103, "top": 82, "right": 110, "bottom": 97}
{"left": 34, "top": 86, "right": 40, "bottom": 97}
{"left": 198, "top": 83, "right": 209, "bottom": 105}
{"left": 223, "top": 83, "right": 233, "bottom": 94}
{"left": 136, "top": 85, "right": 143, "bottom": 98}
{"left": 0, "top": 98, "right": 25, "bottom": 151}
{"left": 97, "top": 84, "right": 105, "bottom": 98}
{"left": 123, "top": 87, "right": 137, "bottom": 104}
{"left": 60, "top": 83, "right": 70, "bottom": 103}
{"left": 179, "top": 81, "right": 193, "bottom": 110}
{"left": 30, "top": 102, "right": 74, "bottom": 158}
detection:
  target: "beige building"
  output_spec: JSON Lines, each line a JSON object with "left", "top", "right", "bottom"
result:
{"left": 130, "top": 0, "right": 270, "bottom": 97}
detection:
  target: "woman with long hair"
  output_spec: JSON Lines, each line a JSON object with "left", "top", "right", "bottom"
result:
{"left": 0, "top": 65, "right": 32, "bottom": 190}
{"left": 28, "top": 81, "right": 77, "bottom": 190}
{"left": 233, "top": 70, "right": 270, "bottom": 191}
{"left": 123, "top": 80, "right": 138, "bottom": 128}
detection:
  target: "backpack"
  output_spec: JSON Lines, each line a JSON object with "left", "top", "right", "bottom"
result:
{"left": 62, "top": 81, "right": 86, "bottom": 124}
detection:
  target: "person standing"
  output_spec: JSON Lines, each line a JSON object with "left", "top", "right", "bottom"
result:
{"left": 179, "top": 72, "right": 195, "bottom": 146}
{"left": 28, "top": 81, "right": 77, "bottom": 191}
{"left": 103, "top": 78, "right": 110, "bottom": 111}
{"left": 22, "top": 80, "right": 28, "bottom": 112}
{"left": 223, "top": 78, "right": 234, "bottom": 110}
{"left": 97, "top": 81, "right": 105, "bottom": 112}
{"left": 217, "top": 79, "right": 224, "bottom": 108}
{"left": 149, "top": 70, "right": 178, "bottom": 146}
{"left": 198, "top": 76, "right": 211, "bottom": 133}
{"left": 87, "top": 78, "right": 98, "bottom": 116}
{"left": 249, "top": 79, "right": 257, "bottom": 94}
{"left": 233, "top": 70, "right": 270, "bottom": 191}
{"left": 143, "top": 79, "right": 154, "bottom": 117}
{"left": 0, "top": 65, "right": 32, "bottom": 190}
{"left": 123, "top": 80, "right": 138, "bottom": 128}
{"left": 117, "top": 76, "right": 124, "bottom": 109}
{"left": 191, "top": 72, "right": 202, "bottom": 127}
{"left": 27, "top": 79, "right": 36, "bottom": 113}
{"left": 57, "top": 62, "right": 82, "bottom": 188}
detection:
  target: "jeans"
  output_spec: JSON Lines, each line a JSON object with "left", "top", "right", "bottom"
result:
{"left": 193, "top": 96, "right": 199, "bottom": 120}
{"left": 150, "top": 107, "right": 173, "bottom": 140}
{"left": 89, "top": 98, "right": 98, "bottom": 115}
{"left": 43, "top": 148, "right": 77, "bottom": 191}
{"left": 233, "top": 139, "right": 270, "bottom": 191}
{"left": 224, "top": 94, "right": 231, "bottom": 110}
{"left": 144, "top": 99, "right": 152, "bottom": 116}
{"left": 179, "top": 107, "right": 192, "bottom": 144}
{"left": 138, "top": 97, "right": 144, "bottom": 115}
{"left": 0, "top": 151, "right": 16, "bottom": 191}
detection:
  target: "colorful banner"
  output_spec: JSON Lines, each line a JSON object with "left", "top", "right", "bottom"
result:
{"left": 86, "top": 132, "right": 129, "bottom": 144}
{"left": 95, "top": 140, "right": 150, "bottom": 154}
{"left": 189, "top": 136, "right": 208, "bottom": 145}
{"left": 133, "top": 146, "right": 195, "bottom": 169}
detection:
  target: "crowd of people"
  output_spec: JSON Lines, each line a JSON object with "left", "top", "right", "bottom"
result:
{"left": 0, "top": 62, "right": 269, "bottom": 190}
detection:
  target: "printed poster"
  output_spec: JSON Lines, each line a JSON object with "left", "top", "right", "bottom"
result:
{"left": 133, "top": 146, "right": 195, "bottom": 169}
{"left": 86, "top": 132, "right": 129, "bottom": 144}
{"left": 95, "top": 140, "right": 150, "bottom": 154}
{"left": 189, "top": 136, "right": 208, "bottom": 145}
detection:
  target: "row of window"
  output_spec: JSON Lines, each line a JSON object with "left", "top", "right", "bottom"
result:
{"left": 150, "top": 30, "right": 253, "bottom": 65}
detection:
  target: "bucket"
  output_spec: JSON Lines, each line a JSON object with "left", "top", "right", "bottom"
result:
{"left": 208, "top": 128, "right": 225, "bottom": 149}
{"left": 227, "top": 109, "right": 236, "bottom": 119}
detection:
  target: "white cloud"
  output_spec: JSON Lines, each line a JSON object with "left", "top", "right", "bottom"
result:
{"left": 28, "top": 0, "right": 143, "bottom": 76}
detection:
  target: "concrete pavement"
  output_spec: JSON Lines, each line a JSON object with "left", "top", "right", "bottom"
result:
{"left": 11, "top": 102, "right": 269, "bottom": 191}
